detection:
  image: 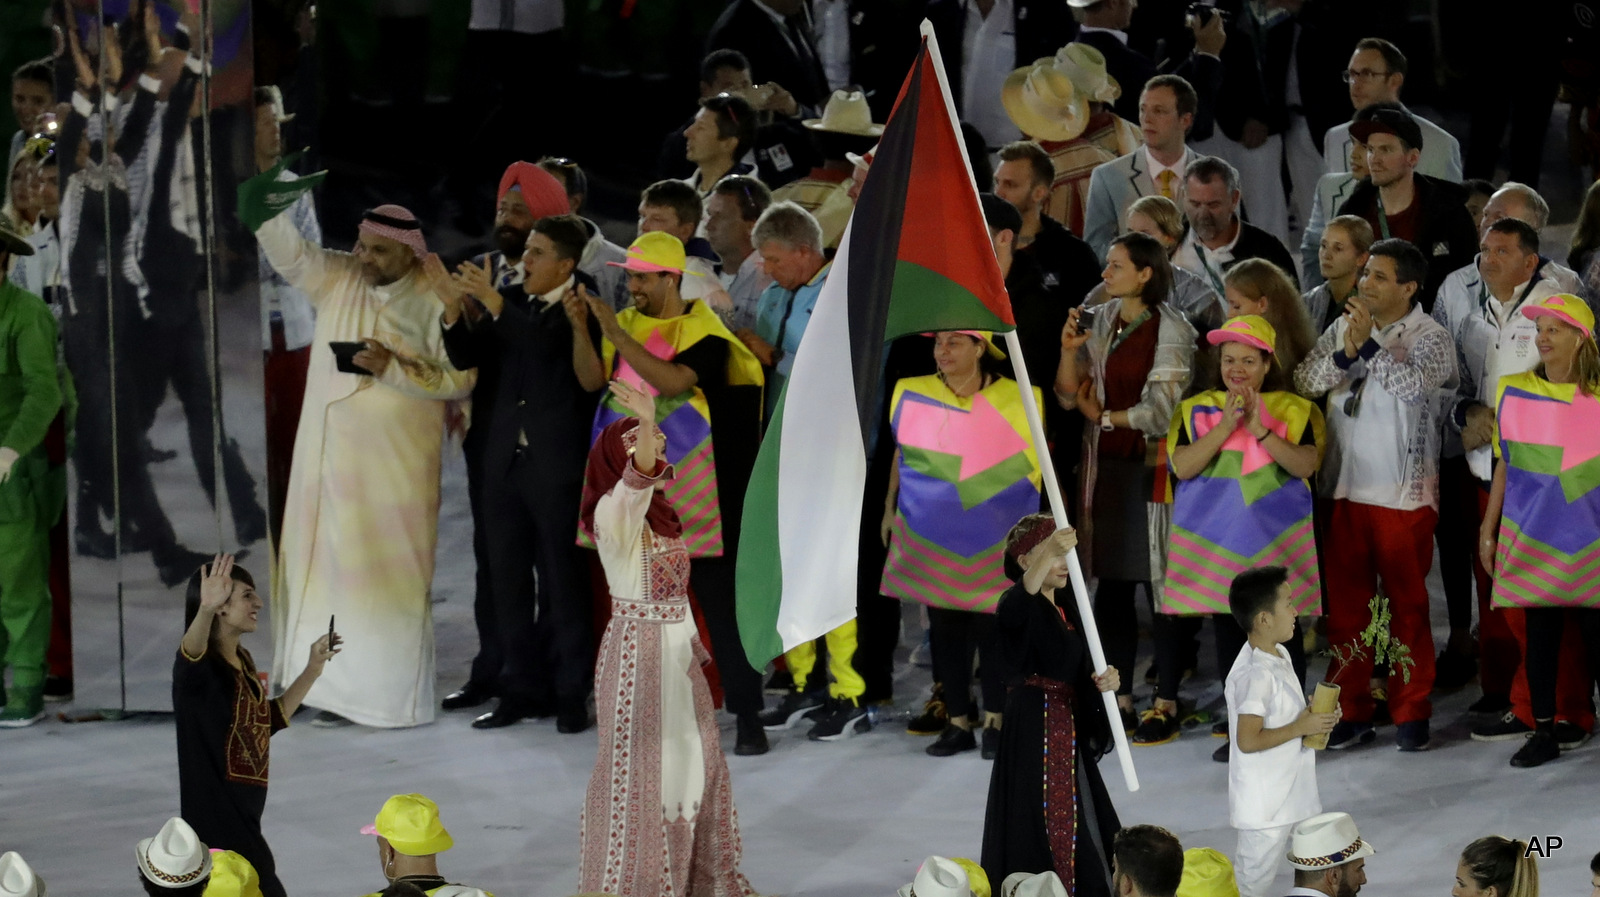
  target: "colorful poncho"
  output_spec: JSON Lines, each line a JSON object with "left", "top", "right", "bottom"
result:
{"left": 1490, "top": 371, "right": 1600, "bottom": 609}
{"left": 1161, "top": 390, "right": 1326, "bottom": 615}
{"left": 880, "top": 375, "right": 1043, "bottom": 613}
{"left": 583, "top": 300, "right": 764, "bottom": 559}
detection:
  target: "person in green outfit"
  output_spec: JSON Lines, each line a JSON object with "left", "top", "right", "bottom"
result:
{"left": 0, "top": 215, "right": 62, "bottom": 726}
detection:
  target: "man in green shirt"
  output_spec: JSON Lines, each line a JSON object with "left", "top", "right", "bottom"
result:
{"left": 0, "top": 216, "right": 62, "bottom": 726}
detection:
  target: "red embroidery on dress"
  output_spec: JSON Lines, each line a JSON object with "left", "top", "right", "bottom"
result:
{"left": 580, "top": 526, "right": 755, "bottom": 897}
{"left": 1028, "top": 675, "right": 1078, "bottom": 893}
{"left": 225, "top": 664, "right": 273, "bottom": 786}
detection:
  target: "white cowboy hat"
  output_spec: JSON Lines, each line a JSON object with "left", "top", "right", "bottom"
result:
{"left": 804, "top": 89, "right": 884, "bottom": 137}
{"left": 1001, "top": 870, "right": 1068, "bottom": 897}
{"left": 1287, "top": 812, "right": 1377, "bottom": 871}
{"left": 0, "top": 853, "right": 43, "bottom": 897}
{"left": 136, "top": 818, "right": 212, "bottom": 889}
{"left": 898, "top": 856, "right": 971, "bottom": 897}
{"left": 1053, "top": 43, "right": 1121, "bottom": 104}
{"left": 1001, "top": 59, "right": 1090, "bottom": 142}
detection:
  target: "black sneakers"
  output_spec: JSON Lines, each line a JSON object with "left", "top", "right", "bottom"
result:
{"left": 907, "top": 691, "right": 950, "bottom": 736}
{"left": 1510, "top": 728, "right": 1560, "bottom": 768}
{"left": 1471, "top": 711, "right": 1532, "bottom": 742}
{"left": 758, "top": 689, "right": 826, "bottom": 731}
{"left": 807, "top": 697, "right": 871, "bottom": 741}
{"left": 1326, "top": 721, "right": 1375, "bottom": 750}
{"left": 1395, "top": 719, "right": 1431, "bottom": 752}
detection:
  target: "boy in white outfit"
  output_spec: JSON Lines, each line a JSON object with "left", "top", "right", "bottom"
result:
{"left": 1225, "top": 566, "right": 1340, "bottom": 897}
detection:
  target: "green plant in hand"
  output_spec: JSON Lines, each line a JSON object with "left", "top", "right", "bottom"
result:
{"left": 1326, "top": 594, "right": 1416, "bottom": 684}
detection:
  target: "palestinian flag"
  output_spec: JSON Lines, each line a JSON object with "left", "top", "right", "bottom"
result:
{"left": 736, "top": 27, "right": 1016, "bottom": 668}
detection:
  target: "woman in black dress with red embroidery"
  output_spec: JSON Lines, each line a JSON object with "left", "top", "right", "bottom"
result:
{"left": 175, "top": 555, "right": 340, "bottom": 897}
{"left": 982, "top": 515, "right": 1122, "bottom": 897}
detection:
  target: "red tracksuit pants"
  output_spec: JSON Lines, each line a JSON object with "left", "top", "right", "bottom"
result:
{"left": 1323, "top": 500, "right": 1437, "bottom": 725}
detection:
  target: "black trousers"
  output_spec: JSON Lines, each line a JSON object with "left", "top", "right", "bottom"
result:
{"left": 1437, "top": 455, "right": 1477, "bottom": 633}
{"left": 928, "top": 606, "right": 1003, "bottom": 718}
{"left": 133, "top": 305, "right": 263, "bottom": 535}
{"left": 479, "top": 450, "right": 593, "bottom": 705}
{"left": 463, "top": 444, "right": 499, "bottom": 693}
{"left": 1093, "top": 580, "right": 1143, "bottom": 698}
{"left": 854, "top": 446, "right": 901, "bottom": 704}
{"left": 690, "top": 553, "right": 764, "bottom": 716}
{"left": 63, "top": 293, "right": 182, "bottom": 561}
{"left": 1525, "top": 608, "right": 1600, "bottom": 721}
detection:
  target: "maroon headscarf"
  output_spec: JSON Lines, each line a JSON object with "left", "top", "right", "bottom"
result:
{"left": 579, "top": 419, "right": 682, "bottom": 541}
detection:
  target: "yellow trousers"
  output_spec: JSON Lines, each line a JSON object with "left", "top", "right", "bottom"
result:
{"left": 783, "top": 619, "right": 863, "bottom": 699}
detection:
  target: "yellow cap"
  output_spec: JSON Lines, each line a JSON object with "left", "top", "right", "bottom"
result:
{"left": 1177, "top": 848, "right": 1240, "bottom": 897}
{"left": 1206, "top": 314, "right": 1278, "bottom": 354}
{"left": 361, "top": 794, "right": 455, "bottom": 857}
{"left": 1521, "top": 292, "right": 1595, "bottom": 338}
{"left": 953, "top": 858, "right": 991, "bottom": 897}
{"left": 203, "top": 852, "right": 262, "bottom": 897}
{"left": 608, "top": 231, "right": 697, "bottom": 276}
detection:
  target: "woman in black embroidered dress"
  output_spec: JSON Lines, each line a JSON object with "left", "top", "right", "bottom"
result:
{"left": 982, "top": 514, "right": 1122, "bottom": 897}
{"left": 175, "top": 555, "right": 340, "bottom": 897}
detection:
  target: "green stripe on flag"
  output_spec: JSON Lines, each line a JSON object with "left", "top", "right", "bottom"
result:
{"left": 736, "top": 385, "right": 787, "bottom": 669}
{"left": 884, "top": 260, "right": 1013, "bottom": 342}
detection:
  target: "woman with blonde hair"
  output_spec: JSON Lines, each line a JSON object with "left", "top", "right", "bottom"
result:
{"left": 1453, "top": 837, "right": 1539, "bottom": 897}
{"left": 1220, "top": 259, "right": 1318, "bottom": 392}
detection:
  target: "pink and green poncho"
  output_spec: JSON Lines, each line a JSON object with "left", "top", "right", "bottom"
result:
{"left": 880, "top": 374, "right": 1043, "bottom": 613}
{"left": 1161, "top": 389, "right": 1326, "bottom": 615}
{"left": 1491, "top": 370, "right": 1600, "bottom": 608}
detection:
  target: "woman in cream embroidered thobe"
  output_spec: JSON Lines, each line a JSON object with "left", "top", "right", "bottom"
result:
{"left": 578, "top": 380, "right": 755, "bottom": 897}
{"left": 254, "top": 204, "right": 474, "bottom": 729}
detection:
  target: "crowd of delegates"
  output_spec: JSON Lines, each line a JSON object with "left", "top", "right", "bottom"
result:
{"left": 6, "top": 2, "right": 1600, "bottom": 897}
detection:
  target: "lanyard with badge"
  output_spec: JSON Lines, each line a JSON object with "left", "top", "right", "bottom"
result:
{"left": 1195, "top": 244, "right": 1227, "bottom": 297}
{"left": 1375, "top": 193, "right": 1392, "bottom": 241}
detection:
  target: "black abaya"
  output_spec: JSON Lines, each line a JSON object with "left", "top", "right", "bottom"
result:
{"left": 981, "top": 581, "right": 1121, "bottom": 896}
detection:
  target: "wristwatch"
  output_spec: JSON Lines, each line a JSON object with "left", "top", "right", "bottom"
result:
{"left": 1100, "top": 411, "right": 1114, "bottom": 432}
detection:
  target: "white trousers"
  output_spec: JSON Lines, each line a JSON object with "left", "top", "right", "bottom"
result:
{"left": 1284, "top": 114, "right": 1326, "bottom": 251}
{"left": 1235, "top": 823, "right": 1294, "bottom": 897}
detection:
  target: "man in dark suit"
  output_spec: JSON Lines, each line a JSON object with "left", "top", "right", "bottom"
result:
{"left": 439, "top": 216, "right": 605, "bottom": 733}
{"left": 1335, "top": 103, "right": 1476, "bottom": 313}
{"left": 1172, "top": 155, "right": 1300, "bottom": 292}
{"left": 1068, "top": 0, "right": 1225, "bottom": 134}
{"left": 706, "top": 0, "right": 831, "bottom": 113}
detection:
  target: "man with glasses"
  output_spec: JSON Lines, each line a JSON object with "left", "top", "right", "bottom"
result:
{"left": 1335, "top": 103, "right": 1476, "bottom": 313}
{"left": 1294, "top": 239, "right": 1458, "bottom": 753}
{"left": 1323, "top": 38, "right": 1462, "bottom": 182}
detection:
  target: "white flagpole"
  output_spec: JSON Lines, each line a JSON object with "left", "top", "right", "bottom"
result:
{"left": 920, "top": 19, "right": 1140, "bottom": 792}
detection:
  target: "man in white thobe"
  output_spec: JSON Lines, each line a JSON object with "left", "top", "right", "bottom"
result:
{"left": 256, "top": 203, "right": 475, "bottom": 728}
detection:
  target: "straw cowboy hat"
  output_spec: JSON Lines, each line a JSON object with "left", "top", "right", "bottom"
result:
{"left": 1002, "top": 58, "right": 1091, "bottom": 142}
{"left": 1053, "top": 43, "right": 1121, "bottom": 105}
{"left": 136, "top": 818, "right": 213, "bottom": 889}
{"left": 1287, "top": 812, "right": 1377, "bottom": 871}
{"left": 0, "top": 853, "right": 43, "bottom": 897}
{"left": 804, "top": 89, "right": 885, "bottom": 137}
{"left": 1000, "top": 871, "right": 1068, "bottom": 897}
{"left": 899, "top": 856, "right": 972, "bottom": 897}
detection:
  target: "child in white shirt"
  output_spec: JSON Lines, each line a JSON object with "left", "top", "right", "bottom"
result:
{"left": 1225, "top": 566, "right": 1339, "bottom": 897}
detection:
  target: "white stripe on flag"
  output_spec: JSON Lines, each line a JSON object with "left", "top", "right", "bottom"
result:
{"left": 773, "top": 216, "right": 869, "bottom": 651}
